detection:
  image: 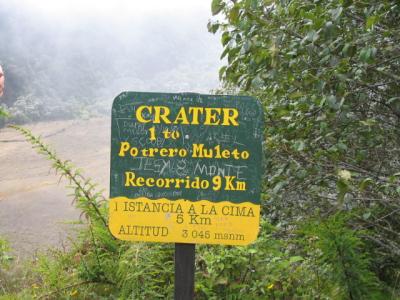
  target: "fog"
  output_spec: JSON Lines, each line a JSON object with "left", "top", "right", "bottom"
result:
{"left": 0, "top": 1, "right": 223, "bottom": 256}
{"left": 0, "top": 0, "right": 222, "bottom": 122}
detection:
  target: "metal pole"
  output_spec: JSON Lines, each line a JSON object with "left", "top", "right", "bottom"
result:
{"left": 174, "top": 243, "right": 195, "bottom": 300}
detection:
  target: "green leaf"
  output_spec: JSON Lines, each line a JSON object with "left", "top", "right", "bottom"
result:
{"left": 359, "top": 178, "right": 373, "bottom": 191}
{"left": 207, "top": 22, "right": 220, "bottom": 34}
{"left": 360, "top": 119, "right": 376, "bottom": 126}
{"left": 245, "top": 0, "right": 258, "bottom": 9}
{"left": 340, "top": 0, "right": 353, "bottom": 7}
{"left": 229, "top": 5, "right": 240, "bottom": 24}
{"left": 366, "top": 15, "right": 379, "bottom": 30}
{"left": 296, "top": 169, "right": 307, "bottom": 179}
{"left": 220, "top": 47, "right": 230, "bottom": 59}
{"left": 326, "top": 95, "right": 339, "bottom": 110}
{"left": 273, "top": 181, "right": 285, "bottom": 194}
{"left": 294, "top": 140, "right": 306, "bottom": 151}
{"left": 216, "top": 277, "right": 228, "bottom": 285}
{"left": 330, "top": 7, "right": 343, "bottom": 21}
{"left": 0, "top": 108, "right": 9, "bottom": 117}
{"left": 337, "top": 178, "right": 350, "bottom": 204}
{"left": 221, "top": 32, "right": 231, "bottom": 46}
{"left": 388, "top": 97, "right": 400, "bottom": 104}
{"left": 242, "top": 40, "right": 251, "bottom": 52}
{"left": 362, "top": 212, "right": 371, "bottom": 220}
{"left": 306, "top": 30, "right": 320, "bottom": 43}
{"left": 289, "top": 91, "right": 304, "bottom": 99}
{"left": 211, "top": 0, "right": 225, "bottom": 16}
{"left": 337, "top": 142, "right": 347, "bottom": 152}
{"left": 342, "top": 43, "right": 356, "bottom": 57}
{"left": 359, "top": 47, "right": 377, "bottom": 63}
{"left": 219, "top": 66, "right": 227, "bottom": 80}
{"left": 289, "top": 256, "right": 304, "bottom": 263}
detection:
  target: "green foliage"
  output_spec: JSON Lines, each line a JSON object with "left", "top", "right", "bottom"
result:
{"left": 301, "top": 213, "right": 382, "bottom": 299}
{"left": 7, "top": 126, "right": 120, "bottom": 298}
{"left": 195, "top": 220, "right": 320, "bottom": 299}
{"left": 0, "top": 106, "right": 9, "bottom": 128}
{"left": 0, "top": 107, "right": 8, "bottom": 118}
{"left": 1, "top": 126, "right": 397, "bottom": 298}
{"left": 195, "top": 217, "right": 387, "bottom": 299}
{"left": 0, "top": 237, "right": 13, "bottom": 267}
{"left": 210, "top": 0, "right": 400, "bottom": 294}
{"left": 0, "top": 237, "right": 36, "bottom": 299}
{"left": 211, "top": 0, "right": 225, "bottom": 16}
{"left": 117, "top": 243, "right": 174, "bottom": 299}
{"left": 4, "top": 127, "right": 177, "bottom": 299}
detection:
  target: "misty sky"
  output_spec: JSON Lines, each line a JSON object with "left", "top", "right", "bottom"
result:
{"left": 2, "top": 0, "right": 223, "bottom": 100}
{"left": 8, "top": 0, "right": 210, "bottom": 16}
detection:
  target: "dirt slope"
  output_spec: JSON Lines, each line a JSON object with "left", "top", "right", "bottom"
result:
{"left": 0, "top": 118, "right": 110, "bottom": 258}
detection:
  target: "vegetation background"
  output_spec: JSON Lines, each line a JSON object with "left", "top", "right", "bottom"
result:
{"left": 1, "top": 0, "right": 400, "bottom": 299}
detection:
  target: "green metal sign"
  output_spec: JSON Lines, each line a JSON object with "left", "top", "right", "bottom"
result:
{"left": 109, "top": 92, "right": 263, "bottom": 245}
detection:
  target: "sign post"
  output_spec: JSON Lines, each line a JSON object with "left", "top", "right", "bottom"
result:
{"left": 109, "top": 92, "right": 263, "bottom": 299}
{"left": 175, "top": 243, "right": 195, "bottom": 300}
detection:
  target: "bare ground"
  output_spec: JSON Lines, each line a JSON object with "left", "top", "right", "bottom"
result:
{"left": 0, "top": 118, "right": 110, "bottom": 258}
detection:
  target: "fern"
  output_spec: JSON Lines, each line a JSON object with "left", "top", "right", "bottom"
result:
{"left": 10, "top": 125, "right": 109, "bottom": 231}
{"left": 10, "top": 125, "right": 119, "bottom": 295}
{"left": 302, "top": 213, "right": 382, "bottom": 299}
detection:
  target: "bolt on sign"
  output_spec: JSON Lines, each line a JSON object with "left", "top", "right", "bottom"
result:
{"left": 109, "top": 92, "right": 264, "bottom": 245}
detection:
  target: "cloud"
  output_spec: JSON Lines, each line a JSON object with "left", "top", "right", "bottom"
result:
{"left": 5, "top": 0, "right": 211, "bottom": 19}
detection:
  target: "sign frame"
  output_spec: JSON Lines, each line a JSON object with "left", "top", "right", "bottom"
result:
{"left": 109, "top": 91, "right": 264, "bottom": 246}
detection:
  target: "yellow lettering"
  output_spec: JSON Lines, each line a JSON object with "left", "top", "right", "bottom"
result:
{"left": 136, "top": 106, "right": 152, "bottom": 123}
{"left": 119, "top": 142, "right": 130, "bottom": 156}
{"left": 154, "top": 106, "right": 171, "bottom": 124}
{"left": 192, "top": 143, "right": 203, "bottom": 158}
{"left": 188, "top": 107, "right": 203, "bottom": 125}
{"left": 130, "top": 147, "right": 139, "bottom": 157}
{"left": 222, "top": 108, "right": 239, "bottom": 126}
{"left": 168, "top": 148, "right": 178, "bottom": 157}
{"left": 125, "top": 172, "right": 136, "bottom": 186}
{"left": 146, "top": 177, "right": 155, "bottom": 187}
{"left": 173, "top": 107, "right": 190, "bottom": 124}
{"left": 135, "top": 105, "right": 239, "bottom": 126}
{"left": 136, "top": 177, "right": 145, "bottom": 186}
{"left": 204, "top": 108, "right": 221, "bottom": 125}
{"left": 221, "top": 149, "right": 230, "bottom": 159}
{"left": 159, "top": 148, "right": 168, "bottom": 157}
